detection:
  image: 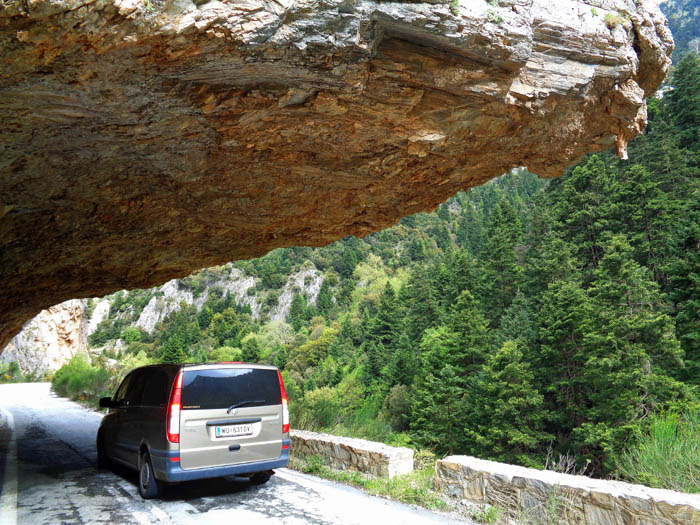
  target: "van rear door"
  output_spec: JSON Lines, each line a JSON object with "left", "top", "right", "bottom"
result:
{"left": 178, "top": 366, "right": 283, "bottom": 470}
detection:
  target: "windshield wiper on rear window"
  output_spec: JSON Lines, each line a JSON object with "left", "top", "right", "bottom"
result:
{"left": 227, "top": 400, "right": 265, "bottom": 413}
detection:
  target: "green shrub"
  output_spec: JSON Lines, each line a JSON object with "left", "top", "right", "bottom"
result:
{"left": 52, "top": 354, "right": 111, "bottom": 405}
{"left": 604, "top": 12, "right": 625, "bottom": 29}
{"left": 616, "top": 412, "right": 700, "bottom": 493}
{"left": 209, "top": 346, "right": 242, "bottom": 362}
{"left": 382, "top": 384, "right": 411, "bottom": 431}
{"left": 121, "top": 326, "right": 142, "bottom": 344}
{"left": 0, "top": 361, "right": 25, "bottom": 383}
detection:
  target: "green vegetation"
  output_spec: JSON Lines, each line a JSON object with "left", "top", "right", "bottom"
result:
{"left": 52, "top": 354, "right": 111, "bottom": 405}
{"left": 449, "top": 0, "right": 459, "bottom": 16}
{"left": 616, "top": 412, "right": 700, "bottom": 493}
{"left": 662, "top": 0, "right": 700, "bottom": 59}
{"left": 604, "top": 12, "right": 625, "bottom": 29}
{"left": 49, "top": 52, "right": 700, "bottom": 492}
{"left": 289, "top": 454, "right": 448, "bottom": 511}
{"left": 52, "top": 351, "right": 153, "bottom": 407}
{"left": 0, "top": 361, "right": 40, "bottom": 383}
{"left": 486, "top": 8, "right": 503, "bottom": 24}
{"left": 474, "top": 506, "right": 502, "bottom": 524}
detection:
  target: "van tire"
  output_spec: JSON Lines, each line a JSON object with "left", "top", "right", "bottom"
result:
{"left": 96, "top": 431, "right": 111, "bottom": 470}
{"left": 249, "top": 470, "right": 273, "bottom": 485}
{"left": 138, "top": 452, "right": 160, "bottom": 499}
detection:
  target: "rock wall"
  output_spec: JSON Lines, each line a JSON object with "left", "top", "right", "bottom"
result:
{"left": 435, "top": 455, "right": 700, "bottom": 524}
{"left": 290, "top": 429, "right": 414, "bottom": 479}
{"left": 0, "top": 0, "right": 674, "bottom": 350}
{"left": 269, "top": 266, "right": 325, "bottom": 322}
{"left": 0, "top": 299, "right": 88, "bottom": 375}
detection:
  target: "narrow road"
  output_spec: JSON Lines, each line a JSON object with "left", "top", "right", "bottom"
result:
{"left": 0, "top": 383, "right": 472, "bottom": 525}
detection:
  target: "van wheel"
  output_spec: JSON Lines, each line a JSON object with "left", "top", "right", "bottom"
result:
{"left": 249, "top": 470, "right": 273, "bottom": 485}
{"left": 138, "top": 452, "right": 160, "bottom": 499}
{"left": 96, "top": 431, "right": 111, "bottom": 470}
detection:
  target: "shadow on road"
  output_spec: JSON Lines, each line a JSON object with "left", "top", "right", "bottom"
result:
{"left": 108, "top": 462, "right": 268, "bottom": 500}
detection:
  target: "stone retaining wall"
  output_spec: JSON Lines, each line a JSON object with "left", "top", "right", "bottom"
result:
{"left": 435, "top": 455, "right": 700, "bottom": 524}
{"left": 289, "top": 429, "right": 413, "bottom": 479}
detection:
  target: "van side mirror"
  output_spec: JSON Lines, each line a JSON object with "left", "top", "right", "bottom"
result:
{"left": 99, "top": 397, "right": 116, "bottom": 408}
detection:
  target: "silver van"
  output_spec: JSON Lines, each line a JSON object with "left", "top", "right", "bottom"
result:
{"left": 97, "top": 363, "right": 290, "bottom": 498}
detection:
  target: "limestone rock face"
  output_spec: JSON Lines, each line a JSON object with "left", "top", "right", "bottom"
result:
{"left": 0, "top": 299, "right": 88, "bottom": 375}
{"left": 0, "top": 0, "right": 673, "bottom": 350}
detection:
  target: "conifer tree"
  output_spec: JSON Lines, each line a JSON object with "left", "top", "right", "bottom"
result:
{"left": 552, "top": 154, "right": 615, "bottom": 277}
{"left": 370, "top": 281, "right": 400, "bottom": 349}
{"left": 463, "top": 340, "right": 552, "bottom": 468}
{"left": 289, "top": 293, "right": 308, "bottom": 332}
{"left": 410, "top": 364, "right": 467, "bottom": 455}
{"left": 669, "top": 190, "right": 700, "bottom": 385}
{"left": 577, "top": 235, "right": 687, "bottom": 471}
{"left": 536, "top": 279, "right": 591, "bottom": 433}
{"left": 383, "top": 332, "right": 415, "bottom": 387}
{"left": 447, "top": 290, "right": 491, "bottom": 374}
{"left": 161, "top": 332, "right": 187, "bottom": 363}
{"left": 241, "top": 337, "right": 261, "bottom": 363}
{"left": 668, "top": 53, "right": 700, "bottom": 150}
{"left": 478, "top": 199, "right": 523, "bottom": 326}
{"left": 400, "top": 269, "right": 442, "bottom": 343}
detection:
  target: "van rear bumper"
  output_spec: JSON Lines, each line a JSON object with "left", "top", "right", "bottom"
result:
{"left": 151, "top": 440, "right": 290, "bottom": 483}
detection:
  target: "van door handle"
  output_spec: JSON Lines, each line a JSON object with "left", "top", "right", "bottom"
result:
{"left": 229, "top": 444, "right": 241, "bottom": 452}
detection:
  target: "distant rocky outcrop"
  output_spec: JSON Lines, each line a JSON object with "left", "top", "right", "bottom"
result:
{"left": 134, "top": 268, "right": 260, "bottom": 333}
{"left": 0, "top": 300, "right": 88, "bottom": 375}
{"left": 2, "top": 263, "right": 324, "bottom": 372}
{"left": 269, "top": 266, "right": 325, "bottom": 322}
{"left": 0, "top": 0, "right": 674, "bottom": 350}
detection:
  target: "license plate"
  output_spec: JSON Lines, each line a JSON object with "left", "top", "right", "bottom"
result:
{"left": 215, "top": 423, "right": 253, "bottom": 438}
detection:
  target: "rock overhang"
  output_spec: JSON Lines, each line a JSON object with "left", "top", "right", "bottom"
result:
{"left": 0, "top": 0, "right": 673, "bottom": 349}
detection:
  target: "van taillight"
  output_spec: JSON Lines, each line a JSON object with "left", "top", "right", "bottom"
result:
{"left": 167, "top": 370, "right": 183, "bottom": 443}
{"left": 277, "top": 370, "right": 289, "bottom": 434}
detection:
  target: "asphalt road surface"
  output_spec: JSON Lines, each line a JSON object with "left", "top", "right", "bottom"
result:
{"left": 0, "top": 383, "right": 473, "bottom": 525}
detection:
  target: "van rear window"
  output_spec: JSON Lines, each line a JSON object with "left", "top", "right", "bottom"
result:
{"left": 181, "top": 368, "right": 281, "bottom": 410}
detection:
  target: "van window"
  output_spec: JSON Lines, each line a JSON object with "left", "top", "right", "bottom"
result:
{"left": 124, "top": 369, "right": 146, "bottom": 406}
{"left": 114, "top": 373, "right": 131, "bottom": 403}
{"left": 181, "top": 368, "right": 281, "bottom": 410}
{"left": 141, "top": 369, "right": 170, "bottom": 406}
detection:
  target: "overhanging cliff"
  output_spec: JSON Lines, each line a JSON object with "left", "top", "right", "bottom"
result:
{"left": 0, "top": 0, "right": 673, "bottom": 349}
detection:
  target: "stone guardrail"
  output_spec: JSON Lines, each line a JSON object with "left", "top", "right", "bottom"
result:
{"left": 289, "top": 429, "right": 413, "bottom": 479}
{"left": 435, "top": 455, "right": 700, "bottom": 524}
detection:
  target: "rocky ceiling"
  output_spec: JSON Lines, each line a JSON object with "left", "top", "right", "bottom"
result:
{"left": 0, "top": 0, "right": 673, "bottom": 350}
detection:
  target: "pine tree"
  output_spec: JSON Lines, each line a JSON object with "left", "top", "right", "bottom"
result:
{"left": 447, "top": 290, "right": 491, "bottom": 374}
{"left": 161, "top": 332, "right": 187, "bottom": 363}
{"left": 478, "top": 199, "right": 524, "bottom": 326}
{"left": 370, "top": 281, "right": 400, "bottom": 349}
{"left": 668, "top": 53, "right": 700, "bottom": 150}
{"left": 197, "top": 306, "right": 213, "bottom": 329}
{"left": 463, "top": 340, "right": 552, "bottom": 468}
{"left": 400, "top": 269, "right": 442, "bottom": 343}
{"left": 410, "top": 364, "right": 468, "bottom": 455}
{"left": 576, "top": 235, "right": 687, "bottom": 472}
{"left": 289, "top": 293, "right": 308, "bottom": 332}
{"left": 495, "top": 292, "right": 537, "bottom": 351}
{"left": 551, "top": 154, "right": 616, "bottom": 278}
{"left": 383, "top": 332, "right": 415, "bottom": 387}
{"left": 669, "top": 190, "right": 700, "bottom": 385}
{"left": 317, "top": 277, "right": 335, "bottom": 318}
{"left": 241, "top": 337, "right": 261, "bottom": 363}
{"left": 536, "top": 279, "right": 591, "bottom": 433}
